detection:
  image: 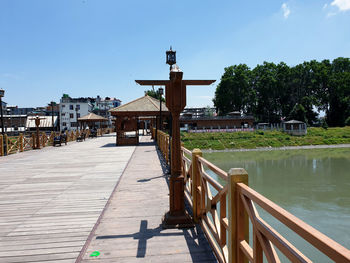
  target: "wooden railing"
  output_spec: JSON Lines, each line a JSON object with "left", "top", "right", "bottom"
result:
{"left": 154, "top": 134, "right": 350, "bottom": 263}
{"left": 157, "top": 130, "right": 170, "bottom": 164}
{"left": 0, "top": 128, "right": 114, "bottom": 157}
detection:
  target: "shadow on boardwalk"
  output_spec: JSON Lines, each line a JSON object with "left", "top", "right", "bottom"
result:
{"left": 80, "top": 136, "right": 217, "bottom": 262}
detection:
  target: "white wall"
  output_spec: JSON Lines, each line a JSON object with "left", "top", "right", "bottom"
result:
{"left": 60, "top": 102, "right": 92, "bottom": 131}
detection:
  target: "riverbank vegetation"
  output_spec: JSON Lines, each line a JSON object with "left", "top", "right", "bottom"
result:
{"left": 181, "top": 127, "right": 350, "bottom": 150}
{"left": 213, "top": 57, "right": 350, "bottom": 127}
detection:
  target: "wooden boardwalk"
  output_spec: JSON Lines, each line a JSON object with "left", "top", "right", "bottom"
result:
{"left": 80, "top": 136, "right": 217, "bottom": 262}
{"left": 0, "top": 135, "right": 135, "bottom": 263}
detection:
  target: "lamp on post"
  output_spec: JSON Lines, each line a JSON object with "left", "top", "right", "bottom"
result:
{"left": 159, "top": 87, "right": 164, "bottom": 131}
{"left": 166, "top": 47, "right": 176, "bottom": 70}
{"left": 135, "top": 47, "right": 215, "bottom": 228}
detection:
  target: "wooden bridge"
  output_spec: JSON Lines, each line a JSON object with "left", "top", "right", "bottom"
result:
{"left": 1, "top": 132, "right": 350, "bottom": 262}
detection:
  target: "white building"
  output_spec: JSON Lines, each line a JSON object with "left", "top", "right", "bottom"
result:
{"left": 59, "top": 94, "right": 93, "bottom": 131}
{"left": 93, "top": 96, "right": 122, "bottom": 127}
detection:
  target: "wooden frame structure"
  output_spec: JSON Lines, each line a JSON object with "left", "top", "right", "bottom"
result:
{"left": 155, "top": 129, "right": 350, "bottom": 263}
{"left": 109, "top": 95, "right": 169, "bottom": 146}
{"left": 78, "top": 112, "right": 108, "bottom": 131}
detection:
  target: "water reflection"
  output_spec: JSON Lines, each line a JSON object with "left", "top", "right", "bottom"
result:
{"left": 204, "top": 148, "right": 350, "bottom": 261}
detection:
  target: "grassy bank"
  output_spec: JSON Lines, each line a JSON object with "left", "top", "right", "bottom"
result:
{"left": 181, "top": 127, "right": 350, "bottom": 150}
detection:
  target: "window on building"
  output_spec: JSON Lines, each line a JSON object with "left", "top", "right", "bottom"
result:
{"left": 70, "top": 105, "right": 73, "bottom": 110}
{"left": 77, "top": 113, "right": 80, "bottom": 118}
{"left": 62, "top": 105, "right": 65, "bottom": 108}
{"left": 70, "top": 113, "right": 74, "bottom": 118}
{"left": 76, "top": 105, "right": 80, "bottom": 110}
{"left": 63, "top": 122, "right": 66, "bottom": 126}
{"left": 61, "top": 113, "right": 65, "bottom": 116}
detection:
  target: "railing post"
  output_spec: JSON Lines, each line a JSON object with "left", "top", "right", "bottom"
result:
{"left": 32, "top": 133, "right": 35, "bottom": 149}
{"left": 42, "top": 132, "right": 45, "bottom": 148}
{"left": 50, "top": 131, "right": 54, "bottom": 146}
{"left": 0, "top": 135, "right": 3, "bottom": 156}
{"left": 228, "top": 168, "right": 249, "bottom": 263}
{"left": 4, "top": 134, "right": 8, "bottom": 155}
{"left": 191, "top": 148, "right": 202, "bottom": 223}
{"left": 166, "top": 134, "right": 170, "bottom": 163}
{"left": 19, "top": 133, "right": 24, "bottom": 152}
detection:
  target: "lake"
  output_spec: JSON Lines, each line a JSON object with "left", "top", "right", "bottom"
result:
{"left": 203, "top": 147, "right": 350, "bottom": 262}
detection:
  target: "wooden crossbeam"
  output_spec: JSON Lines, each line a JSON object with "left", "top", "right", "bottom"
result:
{"left": 135, "top": 80, "right": 169, "bottom": 85}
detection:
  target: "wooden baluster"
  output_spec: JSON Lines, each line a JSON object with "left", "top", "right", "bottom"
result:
{"left": 192, "top": 148, "right": 202, "bottom": 223}
{"left": 4, "top": 134, "right": 8, "bottom": 155}
{"left": 42, "top": 132, "right": 45, "bottom": 148}
{"left": 50, "top": 131, "right": 54, "bottom": 146}
{"left": 166, "top": 135, "right": 169, "bottom": 163}
{"left": 253, "top": 231, "right": 263, "bottom": 263}
{"left": 31, "top": 133, "right": 35, "bottom": 149}
{"left": 220, "top": 193, "right": 227, "bottom": 248}
{"left": 19, "top": 133, "right": 24, "bottom": 152}
{"left": 228, "top": 168, "right": 249, "bottom": 263}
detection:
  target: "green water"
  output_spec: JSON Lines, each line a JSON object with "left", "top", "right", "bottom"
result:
{"left": 203, "top": 148, "right": 350, "bottom": 262}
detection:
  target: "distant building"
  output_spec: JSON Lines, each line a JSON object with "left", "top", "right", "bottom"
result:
{"left": 93, "top": 96, "right": 122, "bottom": 127}
{"left": 26, "top": 116, "right": 58, "bottom": 132}
{"left": 59, "top": 94, "right": 93, "bottom": 131}
{"left": 1, "top": 100, "right": 7, "bottom": 112}
{"left": 59, "top": 94, "right": 120, "bottom": 131}
{"left": 7, "top": 106, "right": 35, "bottom": 115}
{"left": 283, "top": 120, "right": 307, "bottom": 135}
{"left": 180, "top": 108, "right": 254, "bottom": 131}
{"left": 0, "top": 114, "right": 27, "bottom": 134}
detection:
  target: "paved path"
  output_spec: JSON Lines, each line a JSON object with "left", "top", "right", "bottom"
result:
{"left": 80, "top": 136, "right": 217, "bottom": 263}
{"left": 0, "top": 135, "right": 135, "bottom": 263}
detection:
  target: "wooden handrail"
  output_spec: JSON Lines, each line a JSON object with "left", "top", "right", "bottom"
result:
{"left": 238, "top": 183, "right": 350, "bottom": 263}
{"left": 198, "top": 156, "right": 228, "bottom": 181}
{"left": 0, "top": 127, "right": 116, "bottom": 158}
{"left": 153, "top": 133, "right": 350, "bottom": 263}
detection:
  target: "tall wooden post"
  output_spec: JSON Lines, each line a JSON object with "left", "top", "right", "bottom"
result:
{"left": 19, "top": 133, "right": 24, "bottom": 152}
{"left": 4, "top": 134, "right": 8, "bottom": 155}
{"left": 228, "top": 168, "right": 249, "bottom": 263}
{"left": 0, "top": 135, "right": 3, "bottom": 156}
{"left": 135, "top": 63, "right": 215, "bottom": 228}
{"left": 192, "top": 148, "right": 202, "bottom": 223}
{"left": 30, "top": 116, "right": 43, "bottom": 149}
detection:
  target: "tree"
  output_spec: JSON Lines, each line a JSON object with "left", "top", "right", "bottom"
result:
{"left": 212, "top": 57, "right": 350, "bottom": 127}
{"left": 289, "top": 103, "right": 307, "bottom": 123}
{"left": 213, "top": 64, "right": 252, "bottom": 115}
{"left": 144, "top": 87, "right": 165, "bottom": 102}
{"left": 327, "top": 57, "right": 350, "bottom": 126}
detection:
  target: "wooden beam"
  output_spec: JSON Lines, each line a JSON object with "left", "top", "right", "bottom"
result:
{"left": 135, "top": 80, "right": 169, "bottom": 86}
{"left": 183, "top": 80, "right": 216, "bottom": 85}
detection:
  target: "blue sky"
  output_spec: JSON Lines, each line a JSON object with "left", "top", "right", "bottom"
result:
{"left": 0, "top": 0, "right": 350, "bottom": 108}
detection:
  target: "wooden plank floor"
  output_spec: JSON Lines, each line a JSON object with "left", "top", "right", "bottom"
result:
{"left": 0, "top": 135, "right": 135, "bottom": 263}
{"left": 80, "top": 136, "right": 217, "bottom": 263}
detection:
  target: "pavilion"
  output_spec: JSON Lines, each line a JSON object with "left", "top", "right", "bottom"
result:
{"left": 78, "top": 112, "right": 108, "bottom": 130}
{"left": 109, "top": 95, "right": 169, "bottom": 146}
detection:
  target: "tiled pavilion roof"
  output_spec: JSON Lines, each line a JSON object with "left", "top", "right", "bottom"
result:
{"left": 109, "top": 95, "right": 169, "bottom": 116}
{"left": 78, "top": 112, "right": 108, "bottom": 122}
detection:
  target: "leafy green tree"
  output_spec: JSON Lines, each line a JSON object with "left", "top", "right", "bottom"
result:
{"left": 144, "top": 87, "right": 165, "bottom": 102}
{"left": 252, "top": 62, "right": 281, "bottom": 122}
{"left": 289, "top": 103, "right": 307, "bottom": 123}
{"left": 327, "top": 57, "right": 350, "bottom": 126}
{"left": 213, "top": 64, "right": 252, "bottom": 115}
{"left": 213, "top": 57, "right": 350, "bottom": 127}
